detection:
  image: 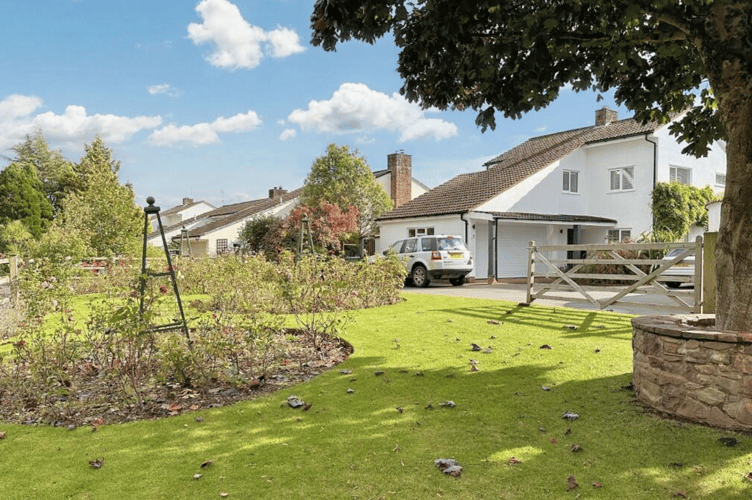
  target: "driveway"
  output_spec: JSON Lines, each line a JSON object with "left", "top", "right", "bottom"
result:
{"left": 402, "top": 280, "right": 694, "bottom": 316}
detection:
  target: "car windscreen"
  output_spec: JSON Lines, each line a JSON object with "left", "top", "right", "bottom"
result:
{"left": 438, "top": 238, "right": 467, "bottom": 251}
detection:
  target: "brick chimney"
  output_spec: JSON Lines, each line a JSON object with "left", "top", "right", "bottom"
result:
{"left": 595, "top": 107, "right": 618, "bottom": 127}
{"left": 268, "top": 186, "right": 287, "bottom": 199}
{"left": 182, "top": 197, "right": 194, "bottom": 205}
{"left": 388, "top": 151, "right": 412, "bottom": 208}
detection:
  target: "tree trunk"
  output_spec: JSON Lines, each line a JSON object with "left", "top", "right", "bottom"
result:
{"left": 704, "top": 2, "right": 752, "bottom": 332}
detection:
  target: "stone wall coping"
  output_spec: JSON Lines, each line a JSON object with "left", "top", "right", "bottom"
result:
{"left": 631, "top": 315, "right": 752, "bottom": 344}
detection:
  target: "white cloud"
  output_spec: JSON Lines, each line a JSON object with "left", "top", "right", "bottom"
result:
{"left": 187, "top": 0, "right": 305, "bottom": 70}
{"left": 287, "top": 83, "right": 458, "bottom": 142}
{"left": 279, "top": 128, "right": 296, "bottom": 141}
{"left": 148, "top": 83, "right": 182, "bottom": 97}
{"left": 149, "top": 110, "right": 262, "bottom": 146}
{"left": 0, "top": 94, "right": 162, "bottom": 150}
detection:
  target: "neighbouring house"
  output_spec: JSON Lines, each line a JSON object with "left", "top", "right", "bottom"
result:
{"left": 175, "top": 188, "right": 301, "bottom": 256}
{"left": 376, "top": 107, "right": 727, "bottom": 280}
{"left": 148, "top": 153, "right": 429, "bottom": 257}
{"left": 154, "top": 197, "right": 216, "bottom": 229}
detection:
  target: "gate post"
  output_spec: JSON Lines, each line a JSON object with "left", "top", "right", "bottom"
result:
{"left": 694, "top": 235, "right": 703, "bottom": 313}
{"left": 525, "top": 241, "right": 535, "bottom": 304}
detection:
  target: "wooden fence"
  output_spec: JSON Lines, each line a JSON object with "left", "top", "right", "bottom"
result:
{"left": 525, "top": 237, "right": 703, "bottom": 313}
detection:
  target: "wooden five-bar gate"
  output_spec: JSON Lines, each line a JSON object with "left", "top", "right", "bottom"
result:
{"left": 525, "top": 236, "right": 703, "bottom": 313}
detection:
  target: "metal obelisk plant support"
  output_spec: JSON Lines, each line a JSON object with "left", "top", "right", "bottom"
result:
{"left": 139, "top": 196, "right": 190, "bottom": 340}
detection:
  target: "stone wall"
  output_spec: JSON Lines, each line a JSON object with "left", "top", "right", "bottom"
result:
{"left": 632, "top": 315, "right": 752, "bottom": 431}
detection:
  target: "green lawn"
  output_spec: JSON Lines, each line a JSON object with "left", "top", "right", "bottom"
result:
{"left": 1, "top": 294, "right": 751, "bottom": 499}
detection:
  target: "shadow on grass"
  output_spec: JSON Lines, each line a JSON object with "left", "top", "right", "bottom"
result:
{"left": 19, "top": 363, "right": 745, "bottom": 500}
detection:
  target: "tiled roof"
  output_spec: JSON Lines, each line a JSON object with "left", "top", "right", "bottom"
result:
{"left": 160, "top": 199, "right": 213, "bottom": 217}
{"left": 378, "top": 116, "right": 663, "bottom": 221}
{"left": 149, "top": 198, "right": 273, "bottom": 239}
{"left": 188, "top": 188, "right": 303, "bottom": 237}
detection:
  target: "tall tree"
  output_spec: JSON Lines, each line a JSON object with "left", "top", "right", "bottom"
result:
{"left": 54, "top": 137, "right": 142, "bottom": 257}
{"left": 0, "top": 162, "right": 53, "bottom": 245}
{"left": 10, "top": 131, "right": 78, "bottom": 215}
{"left": 302, "top": 144, "right": 393, "bottom": 239}
{"left": 311, "top": 0, "right": 752, "bottom": 332}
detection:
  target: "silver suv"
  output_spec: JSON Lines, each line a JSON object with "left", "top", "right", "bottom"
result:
{"left": 385, "top": 235, "right": 473, "bottom": 287}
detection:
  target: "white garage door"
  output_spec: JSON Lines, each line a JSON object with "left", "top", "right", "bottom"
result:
{"left": 496, "top": 225, "right": 549, "bottom": 278}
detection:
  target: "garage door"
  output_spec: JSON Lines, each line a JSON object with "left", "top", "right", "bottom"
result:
{"left": 496, "top": 225, "right": 549, "bottom": 278}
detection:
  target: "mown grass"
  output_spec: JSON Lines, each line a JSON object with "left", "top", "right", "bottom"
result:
{"left": 2, "top": 294, "right": 752, "bottom": 499}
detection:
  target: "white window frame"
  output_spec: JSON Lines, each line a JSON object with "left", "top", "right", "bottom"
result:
{"left": 670, "top": 165, "right": 691, "bottom": 185}
{"left": 216, "top": 238, "right": 229, "bottom": 254}
{"left": 607, "top": 229, "right": 632, "bottom": 243}
{"left": 408, "top": 227, "right": 434, "bottom": 237}
{"left": 562, "top": 170, "right": 579, "bottom": 194}
{"left": 609, "top": 167, "right": 634, "bottom": 192}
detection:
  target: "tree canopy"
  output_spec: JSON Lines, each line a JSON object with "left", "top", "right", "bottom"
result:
{"left": 46, "top": 137, "right": 142, "bottom": 258}
{"left": 311, "top": 0, "right": 752, "bottom": 332}
{"left": 0, "top": 162, "right": 53, "bottom": 247}
{"left": 302, "top": 144, "right": 393, "bottom": 239}
{"left": 10, "top": 131, "right": 78, "bottom": 215}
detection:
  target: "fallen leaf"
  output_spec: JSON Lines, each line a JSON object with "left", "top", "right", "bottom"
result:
{"left": 567, "top": 475, "right": 578, "bottom": 490}
{"left": 0, "top": 431, "right": 6, "bottom": 439}
{"left": 471, "top": 343, "right": 482, "bottom": 351}
{"left": 571, "top": 444, "right": 583, "bottom": 452}
{"left": 509, "top": 457, "right": 522, "bottom": 465}
{"left": 551, "top": 438, "right": 558, "bottom": 444}
{"left": 374, "top": 371, "right": 385, "bottom": 376}
{"left": 303, "top": 403, "right": 312, "bottom": 411}
{"left": 564, "top": 427, "right": 572, "bottom": 435}
{"left": 89, "top": 458, "right": 104, "bottom": 469}
{"left": 220, "top": 493, "right": 229, "bottom": 498}
{"left": 562, "top": 412, "right": 579, "bottom": 421}
{"left": 675, "top": 492, "right": 687, "bottom": 498}
{"left": 540, "top": 344, "right": 553, "bottom": 350}
{"left": 396, "top": 407, "right": 404, "bottom": 413}
{"left": 487, "top": 320, "right": 500, "bottom": 325}
{"left": 439, "top": 401, "right": 456, "bottom": 408}
{"left": 189, "top": 404, "right": 200, "bottom": 411}
{"left": 592, "top": 481, "right": 602, "bottom": 488}
{"left": 196, "top": 416, "right": 204, "bottom": 423}
{"left": 201, "top": 460, "right": 214, "bottom": 468}
{"left": 193, "top": 473, "right": 203, "bottom": 480}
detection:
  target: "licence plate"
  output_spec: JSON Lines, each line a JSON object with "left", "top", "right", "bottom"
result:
{"left": 449, "top": 253, "right": 463, "bottom": 259}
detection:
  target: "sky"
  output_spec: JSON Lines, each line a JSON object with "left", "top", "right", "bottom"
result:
{"left": 0, "top": 0, "right": 634, "bottom": 210}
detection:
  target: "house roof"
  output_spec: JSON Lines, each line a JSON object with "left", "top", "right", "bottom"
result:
{"left": 160, "top": 199, "right": 213, "bottom": 217}
{"left": 378, "top": 116, "right": 663, "bottom": 221}
{"left": 149, "top": 198, "right": 272, "bottom": 239}
{"left": 186, "top": 188, "right": 303, "bottom": 238}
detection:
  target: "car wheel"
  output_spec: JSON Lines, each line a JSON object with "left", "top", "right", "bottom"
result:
{"left": 412, "top": 265, "right": 430, "bottom": 288}
{"left": 449, "top": 276, "right": 465, "bottom": 286}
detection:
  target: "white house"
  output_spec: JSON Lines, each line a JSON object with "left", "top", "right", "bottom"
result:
{"left": 178, "top": 188, "right": 301, "bottom": 256}
{"left": 377, "top": 108, "right": 727, "bottom": 279}
{"left": 157, "top": 198, "right": 215, "bottom": 228}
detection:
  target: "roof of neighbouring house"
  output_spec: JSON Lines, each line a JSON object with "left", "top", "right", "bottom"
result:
{"left": 377, "top": 115, "right": 665, "bottom": 221}
{"left": 159, "top": 199, "right": 215, "bottom": 217}
{"left": 186, "top": 188, "right": 303, "bottom": 238}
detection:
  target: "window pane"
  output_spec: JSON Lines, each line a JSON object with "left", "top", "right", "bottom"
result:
{"left": 427, "top": 228, "right": 434, "bottom": 235}
{"left": 623, "top": 167, "right": 634, "bottom": 190}
{"left": 563, "top": 171, "right": 570, "bottom": 191}
{"left": 607, "top": 230, "right": 619, "bottom": 243}
{"left": 610, "top": 170, "right": 620, "bottom": 190}
{"left": 421, "top": 238, "right": 432, "bottom": 251}
{"left": 404, "top": 239, "right": 417, "bottom": 253}
{"left": 621, "top": 230, "right": 631, "bottom": 241}
{"left": 408, "top": 229, "right": 416, "bottom": 237}
{"left": 570, "top": 172, "right": 578, "bottom": 193}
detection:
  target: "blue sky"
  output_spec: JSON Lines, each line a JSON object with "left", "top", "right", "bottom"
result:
{"left": 1, "top": 0, "right": 632, "bottom": 210}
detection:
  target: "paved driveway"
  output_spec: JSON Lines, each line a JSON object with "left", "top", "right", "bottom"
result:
{"left": 402, "top": 280, "right": 693, "bottom": 316}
